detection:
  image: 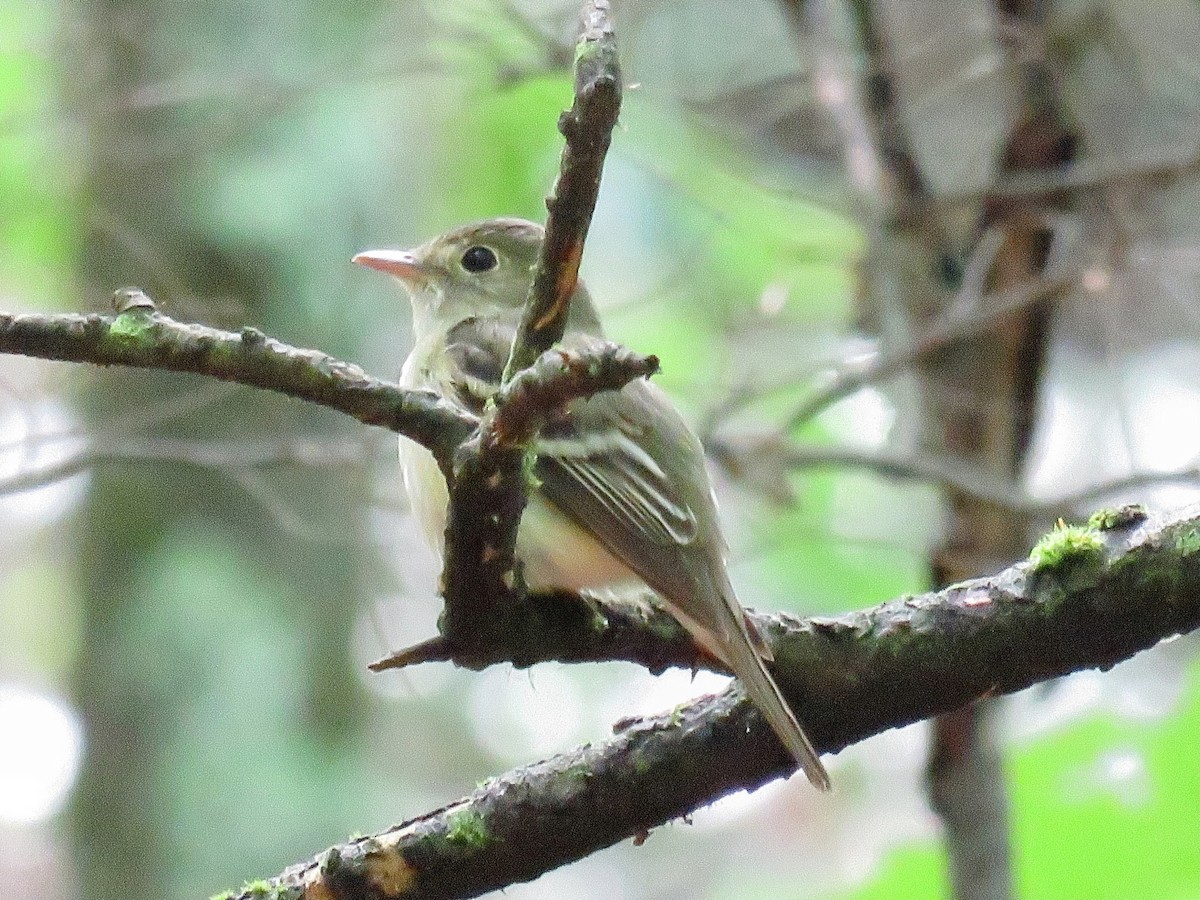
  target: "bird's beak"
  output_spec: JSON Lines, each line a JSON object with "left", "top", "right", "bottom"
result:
{"left": 352, "top": 249, "right": 423, "bottom": 282}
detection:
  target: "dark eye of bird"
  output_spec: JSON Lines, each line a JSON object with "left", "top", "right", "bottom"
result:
{"left": 460, "top": 245, "right": 498, "bottom": 273}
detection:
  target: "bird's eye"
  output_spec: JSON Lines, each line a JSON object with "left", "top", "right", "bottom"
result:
{"left": 460, "top": 245, "right": 498, "bottom": 273}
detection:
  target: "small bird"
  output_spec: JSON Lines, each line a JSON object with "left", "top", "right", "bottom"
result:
{"left": 354, "top": 218, "right": 830, "bottom": 790}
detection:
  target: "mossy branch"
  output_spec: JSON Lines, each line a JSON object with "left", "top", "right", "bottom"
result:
{"left": 241, "top": 504, "right": 1200, "bottom": 900}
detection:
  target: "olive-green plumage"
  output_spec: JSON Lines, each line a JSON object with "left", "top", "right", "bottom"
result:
{"left": 355, "top": 218, "right": 830, "bottom": 791}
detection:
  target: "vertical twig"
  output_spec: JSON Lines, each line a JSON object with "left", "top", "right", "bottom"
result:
{"left": 437, "top": 0, "right": 624, "bottom": 654}
{"left": 502, "top": 0, "right": 622, "bottom": 380}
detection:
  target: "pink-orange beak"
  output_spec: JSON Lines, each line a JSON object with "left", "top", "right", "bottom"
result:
{"left": 352, "top": 249, "right": 422, "bottom": 280}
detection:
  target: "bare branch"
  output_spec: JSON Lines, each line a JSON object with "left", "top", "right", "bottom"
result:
{"left": 490, "top": 342, "right": 657, "bottom": 449}
{"left": 438, "top": 343, "right": 658, "bottom": 658}
{"left": 936, "top": 147, "right": 1200, "bottom": 207}
{"left": 370, "top": 584, "right": 702, "bottom": 675}
{"left": 502, "top": 0, "right": 621, "bottom": 380}
{"left": 710, "top": 437, "right": 1200, "bottom": 518}
{"left": 0, "top": 435, "right": 369, "bottom": 498}
{"left": 0, "top": 307, "right": 475, "bottom": 473}
{"left": 779, "top": 271, "right": 1074, "bottom": 432}
{"left": 440, "top": 1, "right": 625, "bottom": 660}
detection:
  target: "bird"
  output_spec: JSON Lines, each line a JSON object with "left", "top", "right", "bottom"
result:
{"left": 354, "top": 218, "right": 830, "bottom": 790}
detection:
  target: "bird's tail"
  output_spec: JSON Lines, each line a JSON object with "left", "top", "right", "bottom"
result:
{"left": 723, "top": 621, "right": 831, "bottom": 791}
{"left": 683, "top": 585, "right": 830, "bottom": 792}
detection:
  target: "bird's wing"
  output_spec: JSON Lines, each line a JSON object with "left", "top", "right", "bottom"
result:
{"left": 440, "top": 321, "right": 729, "bottom": 625}
{"left": 535, "top": 386, "right": 699, "bottom": 548}
{"left": 444, "top": 316, "right": 703, "bottom": 554}
{"left": 535, "top": 376, "right": 788, "bottom": 661}
{"left": 440, "top": 316, "right": 509, "bottom": 412}
{"left": 532, "top": 333, "right": 724, "bottom": 606}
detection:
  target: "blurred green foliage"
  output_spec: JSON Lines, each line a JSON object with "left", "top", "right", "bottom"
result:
{"left": 0, "top": 2, "right": 1198, "bottom": 900}
{"left": 841, "top": 656, "right": 1200, "bottom": 900}
{"left": 433, "top": 75, "right": 565, "bottom": 225}
{"left": 845, "top": 846, "right": 948, "bottom": 900}
{"left": 1011, "top": 662, "right": 1200, "bottom": 900}
{"left": 0, "top": 0, "right": 76, "bottom": 308}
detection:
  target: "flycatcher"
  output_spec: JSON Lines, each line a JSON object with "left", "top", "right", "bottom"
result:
{"left": 354, "top": 218, "right": 830, "bottom": 791}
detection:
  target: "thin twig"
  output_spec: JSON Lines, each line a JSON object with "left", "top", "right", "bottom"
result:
{"left": 710, "top": 438, "right": 1200, "bottom": 518}
{"left": 702, "top": 268, "right": 1076, "bottom": 439}
{"left": 936, "top": 147, "right": 1200, "bottom": 207}
{"left": 779, "top": 271, "right": 1075, "bottom": 432}
{"left": 0, "top": 435, "right": 369, "bottom": 498}
{"left": 490, "top": 342, "right": 657, "bottom": 448}
{"left": 502, "top": 0, "right": 621, "bottom": 380}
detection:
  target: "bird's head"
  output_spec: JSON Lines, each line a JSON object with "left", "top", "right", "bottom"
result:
{"left": 355, "top": 217, "right": 599, "bottom": 340}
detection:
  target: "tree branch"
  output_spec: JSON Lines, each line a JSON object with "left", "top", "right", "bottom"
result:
{"left": 490, "top": 343, "right": 657, "bottom": 450}
{"left": 0, "top": 309, "right": 659, "bottom": 671}
{"left": 0, "top": 306, "right": 475, "bottom": 474}
{"left": 709, "top": 437, "right": 1200, "bottom": 518}
{"left": 439, "top": 0, "right": 623, "bottom": 656}
{"left": 438, "top": 344, "right": 658, "bottom": 656}
{"left": 240, "top": 503, "right": 1200, "bottom": 900}
{"left": 502, "top": 0, "right": 621, "bottom": 380}
{"left": 370, "top": 583, "right": 703, "bottom": 675}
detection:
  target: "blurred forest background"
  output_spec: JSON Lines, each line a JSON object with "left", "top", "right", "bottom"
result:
{"left": 3, "top": 0, "right": 1200, "bottom": 898}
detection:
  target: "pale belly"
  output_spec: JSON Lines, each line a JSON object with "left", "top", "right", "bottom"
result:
{"left": 399, "top": 437, "right": 640, "bottom": 591}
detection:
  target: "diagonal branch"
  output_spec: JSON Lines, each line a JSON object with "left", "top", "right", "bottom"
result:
{"left": 779, "top": 270, "right": 1075, "bottom": 432}
{"left": 240, "top": 504, "right": 1200, "bottom": 900}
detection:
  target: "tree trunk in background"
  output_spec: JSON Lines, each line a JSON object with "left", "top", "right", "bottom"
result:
{"left": 67, "top": 4, "right": 369, "bottom": 897}
{"left": 924, "top": 5, "right": 1074, "bottom": 898}
{"left": 833, "top": 2, "right": 1075, "bottom": 898}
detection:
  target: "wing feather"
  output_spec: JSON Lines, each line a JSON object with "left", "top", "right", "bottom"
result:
{"left": 437, "top": 319, "right": 716, "bottom": 605}
{"left": 539, "top": 428, "right": 698, "bottom": 546}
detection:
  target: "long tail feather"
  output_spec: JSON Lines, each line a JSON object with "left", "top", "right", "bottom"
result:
{"left": 721, "top": 618, "right": 831, "bottom": 791}
{"left": 673, "top": 586, "right": 831, "bottom": 791}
